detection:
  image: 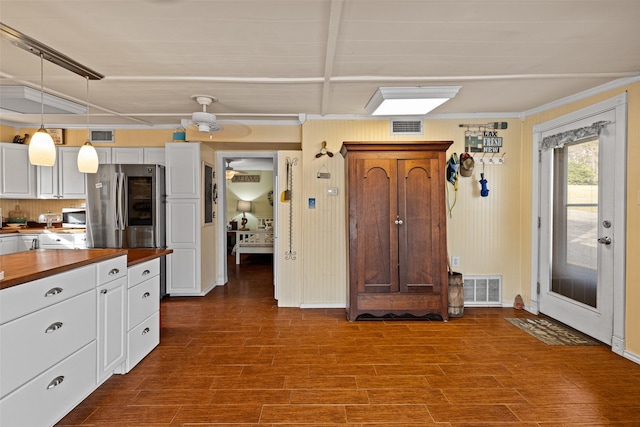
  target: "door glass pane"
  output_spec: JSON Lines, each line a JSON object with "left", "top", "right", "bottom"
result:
{"left": 551, "top": 138, "right": 598, "bottom": 307}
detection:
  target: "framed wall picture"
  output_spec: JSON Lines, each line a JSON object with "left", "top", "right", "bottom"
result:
{"left": 203, "top": 162, "right": 214, "bottom": 224}
{"left": 48, "top": 128, "right": 65, "bottom": 145}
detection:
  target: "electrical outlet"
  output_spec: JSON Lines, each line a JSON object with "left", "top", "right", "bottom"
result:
{"left": 451, "top": 256, "right": 460, "bottom": 268}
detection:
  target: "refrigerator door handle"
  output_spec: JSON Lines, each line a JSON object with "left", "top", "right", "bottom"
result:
{"left": 123, "top": 174, "right": 129, "bottom": 228}
{"left": 117, "top": 172, "right": 125, "bottom": 230}
{"left": 112, "top": 172, "right": 120, "bottom": 229}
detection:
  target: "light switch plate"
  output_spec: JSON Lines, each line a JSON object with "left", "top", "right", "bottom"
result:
{"left": 327, "top": 187, "right": 338, "bottom": 196}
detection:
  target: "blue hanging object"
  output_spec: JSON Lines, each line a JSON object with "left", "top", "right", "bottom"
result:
{"left": 479, "top": 173, "right": 489, "bottom": 197}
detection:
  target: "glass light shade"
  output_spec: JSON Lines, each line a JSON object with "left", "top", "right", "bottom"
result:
{"left": 77, "top": 141, "right": 99, "bottom": 173}
{"left": 236, "top": 200, "right": 252, "bottom": 212}
{"left": 28, "top": 128, "right": 56, "bottom": 166}
{"left": 365, "top": 86, "right": 461, "bottom": 116}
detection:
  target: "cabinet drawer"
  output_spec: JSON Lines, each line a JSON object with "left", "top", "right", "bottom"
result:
{"left": 128, "top": 276, "right": 160, "bottom": 330}
{"left": 39, "top": 233, "right": 75, "bottom": 248}
{"left": 0, "top": 290, "right": 97, "bottom": 399}
{"left": 97, "top": 255, "right": 127, "bottom": 285}
{"left": 128, "top": 258, "right": 160, "bottom": 288}
{"left": 126, "top": 311, "right": 160, "bottom": 373}
{"left": 0, "top": 264, "right": 95, "bottom": 325}
{"left": 0, "top": 341, "right": 97, "bottom": 427}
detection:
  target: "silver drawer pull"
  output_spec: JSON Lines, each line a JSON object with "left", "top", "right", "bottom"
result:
{"left": 142, "top": 269, "right": 151, "bottom": 276}
{"left": 44, "top": 287, "right": 63, "bottom": 297}
{"left": 108, "top": 268, "right": 120, "bottom": 275}
{"left": 47, "top": 376, "right": 64, "bottom": 390}
{"left": 45, "top": 322, "right": 63, "bottom": 334}
{"left": 142, "top": 292, "right": 151, "bottom": 298}
{"left": 142, "top": 327, "right": 150, "bottom": 335}
{"left": 101, "top": 289, "right": 108, "bottom": 294}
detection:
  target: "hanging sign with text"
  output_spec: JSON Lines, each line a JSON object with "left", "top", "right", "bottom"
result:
{"left": 465, "top": 130, "right": 503, "bottom": 153}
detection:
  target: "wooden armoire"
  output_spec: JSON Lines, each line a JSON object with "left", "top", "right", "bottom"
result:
{"left": 341, "top": 141, "right": 452, "bottom": 321}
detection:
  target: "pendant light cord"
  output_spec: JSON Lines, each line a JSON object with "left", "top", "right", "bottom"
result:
{"left": 39, "top": 53, "right": 45, "bottom": 128}
{"left": 86, "top": 76, "right": 90, "bottom": 131}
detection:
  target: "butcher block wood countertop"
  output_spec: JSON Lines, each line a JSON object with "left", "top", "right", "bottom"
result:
{"left": 0, "top": 248, "right": 172, "bottom": 290}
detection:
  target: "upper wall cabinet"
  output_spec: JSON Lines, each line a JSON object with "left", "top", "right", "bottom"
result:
{"left": 112, "top": 147, "right": 144, "bottom": 164}
{"left": 0, "top": 143, "right": 36, "bottom": 199}
{"left": 95, "top": 147, "right": 164, "bottom": 165}
{"left": 95, "top": 147, "right": 112, "bottom": 165}
{"left": 37, "top": 147, "right": 87, "bottom": 199}
{"left": 165, "top": 143, "right": 199, "bottom": 198}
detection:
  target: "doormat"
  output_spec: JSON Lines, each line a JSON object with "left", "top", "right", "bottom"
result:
{"left": 505, "top": 318, "right": 601, "bottom": 346}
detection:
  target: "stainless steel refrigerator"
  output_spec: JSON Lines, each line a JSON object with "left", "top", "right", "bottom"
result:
{"left": 86, "top": 164, "right": 166, "bottom": 249}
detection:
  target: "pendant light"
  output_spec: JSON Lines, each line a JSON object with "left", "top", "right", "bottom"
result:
{"left": 77, "top": 76, "right": 98, "bottom": 173}
{"left": 28, "top": 53, "right": 56, "bottom": 166}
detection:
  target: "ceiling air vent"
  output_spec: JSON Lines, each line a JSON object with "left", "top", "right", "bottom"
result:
{"left": 390, "top": 120, "right": 423, "bottom": 135}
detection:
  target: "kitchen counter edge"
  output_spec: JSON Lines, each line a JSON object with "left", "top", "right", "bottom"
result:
{"left": 0, "top": 248, "right": 173, "bottom": 290}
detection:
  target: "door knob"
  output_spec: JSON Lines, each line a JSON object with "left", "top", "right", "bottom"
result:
{"left": 598, "top": 236, "right": 612, "bottom": 245}
{"left": 394, "top": 217, "right": 403, "bottom": 225}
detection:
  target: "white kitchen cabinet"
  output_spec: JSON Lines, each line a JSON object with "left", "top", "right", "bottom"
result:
{"left": 117, "top": 258, "right": 160, "bottom": 373}
{"left": 112, "top": 147, "right": 144, "bottom": 164}
{"left": 37, "top": 147, "right": 87, "bottom": 199}
{"left": 39, "top": 232, "right": 76, "bottom": 249}
{"left": 0, "top": 262, "right": 98, "bottom": 427}
{"left": 0, "top": 142, "right": 36, "bottom": 198}
{"left": 143, "top": 147, "right": 165, "bottom": 165}
{"left": 96, "top": 255, "right": 127, "bottom": 384}
{"left": 165, "top": 143, "right": 200, "bottom": 198}
{"left": 166, "top": 199, "right": 200, "bottom": 295}
{"left": 95, "top": 147, "right": 112, "bottom": 164}
{"left": 0, "top": 235, "right": 18, "bottom": 255}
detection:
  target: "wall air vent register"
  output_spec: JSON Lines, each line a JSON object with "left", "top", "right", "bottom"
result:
{"left": 89, "top": 129, "right": 114, "bottom": 143}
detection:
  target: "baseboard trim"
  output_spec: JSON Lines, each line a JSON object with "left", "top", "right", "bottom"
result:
{"left": 300, "top": 303, "right": 346, "bottom": 309}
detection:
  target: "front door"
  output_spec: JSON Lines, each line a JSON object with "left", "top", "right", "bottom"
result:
{"left": 538, "top": 109, "right": 618, "bottom": 344}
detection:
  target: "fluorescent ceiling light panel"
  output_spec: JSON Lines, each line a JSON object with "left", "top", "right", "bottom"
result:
{"left": 365, "top": 86, "right": 461, "bottom": 116}
{"left": 0, "top": 86, "right": 86, "bottom": 114}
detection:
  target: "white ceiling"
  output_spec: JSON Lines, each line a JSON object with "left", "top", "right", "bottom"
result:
{"left": 1, "top": 0, "right": 639, "bottom": 131}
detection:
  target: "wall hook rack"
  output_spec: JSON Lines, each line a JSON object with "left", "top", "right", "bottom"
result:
{"left": 475, "top": 152, "right": 505, "bottom": 165}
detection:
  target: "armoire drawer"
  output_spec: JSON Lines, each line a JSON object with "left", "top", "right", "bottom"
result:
{"left": 128, "top": 258, "right": 160, "bottom": 288}
{"left": 0, "top": 264, "right": 95, "bottom": 325}
{"left": 128, "top": 276, "right": 160, "bottom": 330}
{"left": 0, "top": 290, "right": 96, "bottom": 398}
{"left": 126, "top": 311, "right": 160, "bottom": 373}
{"left": 0, "top": 341, "right": 97, "bottom": 427}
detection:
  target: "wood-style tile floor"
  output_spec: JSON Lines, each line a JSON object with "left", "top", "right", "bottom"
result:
{"left": 59, "top": 254, "right": 640, "bottom": 426}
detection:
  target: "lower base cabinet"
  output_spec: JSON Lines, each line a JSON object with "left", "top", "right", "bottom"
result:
{"left": 115, "top": 258, "right": 160, "bottom": 374}
{"left": 0, "top": 342, "right": 97, "bottom": 427}
{"left": 0, "top": 255, "right": 130, "bottom": 427}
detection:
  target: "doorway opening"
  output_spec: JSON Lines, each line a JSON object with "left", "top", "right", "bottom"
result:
{"left": 216, "top": 151, "right": 278, "bottom": 296}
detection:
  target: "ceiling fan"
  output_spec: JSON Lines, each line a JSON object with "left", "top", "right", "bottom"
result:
{"left": 315, "top": 140, "right": 334, "bottom": 158}
{"left": 181, "top": 95, "right": 222, "bottom": 133}
{"left": 225, "top": 159, "right": 246, "bottom": 180}
{"left": 180, "top": 95, "right": 253, "bottom": 141}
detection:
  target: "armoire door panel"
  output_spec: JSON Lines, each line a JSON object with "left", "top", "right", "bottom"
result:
{"left": 398, "top": 159, "right": 439, "bottom": 293}
{"left": 357, "top": 159, "right": 398, "bottom": 293}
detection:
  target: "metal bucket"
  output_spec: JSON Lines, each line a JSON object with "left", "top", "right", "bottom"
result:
{"left": 448, "top": 272, "right": 464, "bottom": 317}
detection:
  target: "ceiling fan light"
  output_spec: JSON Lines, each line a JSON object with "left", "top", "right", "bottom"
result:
{"left": 28, "top": 128, "right": 56, "bottom": 166}
{"left": 198, "top": 123, "right": 210, "bottom": 132}
{"left": 77, "top": 140, "right": 99, "bottom": 173}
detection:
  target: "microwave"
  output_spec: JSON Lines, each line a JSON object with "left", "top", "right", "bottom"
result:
{"left": 62, "top": 208, "right": 86, "bottom": 228}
